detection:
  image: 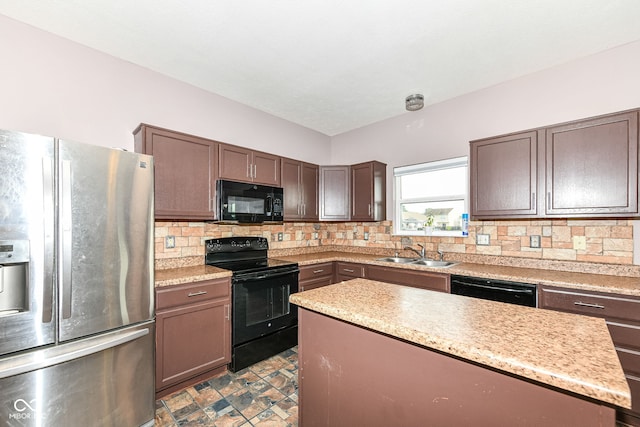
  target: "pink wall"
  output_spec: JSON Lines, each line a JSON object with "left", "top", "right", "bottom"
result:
{"left": 3, "top": 13, "right": 640, "bottom": 260}
{"left": 0, "top": 14, "right": 331, "bottom": 163}
{"left": 330, "top": 40, "right": 640, "bottom": 218}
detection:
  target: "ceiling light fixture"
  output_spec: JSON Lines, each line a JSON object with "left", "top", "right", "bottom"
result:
{"left": 405, "top": 94, "right": 424, "bottom": 111}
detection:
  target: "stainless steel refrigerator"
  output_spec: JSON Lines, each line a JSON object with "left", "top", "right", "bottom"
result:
{"left": 0, "top": 130, "right": 155, "bottom": 426}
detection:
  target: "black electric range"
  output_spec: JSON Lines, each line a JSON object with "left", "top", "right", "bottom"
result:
{"left": 205, "top": 237, "right": 299, "bottom": 371}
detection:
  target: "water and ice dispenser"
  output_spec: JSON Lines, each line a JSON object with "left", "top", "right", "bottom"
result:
{"left": 0, "top": 240, "right": 28, "bottom": 316}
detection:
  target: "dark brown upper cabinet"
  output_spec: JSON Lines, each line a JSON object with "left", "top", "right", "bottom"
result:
{"left": 218, "top": 144, "right": 281, "bottom": 186}
{"left": 545, "top": 111, "right": 638, "bottom": 216}
{"left": 134, "top": 124, "right": 218, "bottom": 220}
{"left": 351, "top": 161, "right": 387, "bottom": 221}
{"left": 319, "top": 162, "right": 387, "bottom": 222}
{"left": 319, "top": 165, "right": 351, "bottom": 220}
{"left": 470, "top": 131, "right": 538, "bottom": 218}
{"left": 470, "top": 109, "right": 639, "bottom": 219}
{"left": 281, "top": 158, "right": 319, "bottom": 221}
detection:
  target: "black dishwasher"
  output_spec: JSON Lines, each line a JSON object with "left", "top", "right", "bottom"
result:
{"left": 450, "top": 275, "right": 537, "bottom": 307}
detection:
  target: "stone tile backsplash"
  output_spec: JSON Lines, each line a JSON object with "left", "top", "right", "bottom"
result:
{"left": 154, "top": 219, "right": 639, "bottom": 276}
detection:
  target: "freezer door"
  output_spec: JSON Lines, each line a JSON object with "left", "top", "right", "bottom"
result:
{"left": 0, "top": 130, "right": 56, "bottom": 356}
{"left": 0, "top": 321, "right": 155, "bottom": 426}
{"left": 58, "top": 140, "right": 154, "bottom": 341}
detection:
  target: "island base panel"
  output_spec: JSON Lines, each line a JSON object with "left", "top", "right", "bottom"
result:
{"left": 298, "top": 309, "right": 616, "bottom": 427}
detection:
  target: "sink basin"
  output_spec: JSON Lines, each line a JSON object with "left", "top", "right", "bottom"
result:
{"left": 410, "top": 260, "right": 457, "bottom": 268}
{"left": 375, "top": 257, "right": 417, "bottom": 264}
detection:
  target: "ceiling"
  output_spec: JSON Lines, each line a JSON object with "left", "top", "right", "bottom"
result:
{"left": 1, "top": 1, "right": 640, "bottom": 136}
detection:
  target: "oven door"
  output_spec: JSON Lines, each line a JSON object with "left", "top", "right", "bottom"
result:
{"left": 232, "top": 268, "right": 299, "bottom": 345}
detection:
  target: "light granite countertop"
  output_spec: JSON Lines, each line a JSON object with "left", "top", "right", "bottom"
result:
{"left": 274, "top": 251, "right": 640, "bottom": 297}
{"left": 155, "top": 265, "right": 232, "bottom": 287}
{"left": 154, "top": 250, "right": 640, "bottom": 296}
{"left": 290, "top": 278, "right": 632, "bottom": 409}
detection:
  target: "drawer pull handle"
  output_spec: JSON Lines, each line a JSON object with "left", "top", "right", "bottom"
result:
{"left": 313, "top": 269, "right": 325, "bottom": 274}
{"left": 188, "top": 291, "right": 207, "bottom": 297}
{"left": 343, "top": 268, "right": 355, "bottom": 273}
{"left": 574, "top": 301, "right": 605, "bottom": 309}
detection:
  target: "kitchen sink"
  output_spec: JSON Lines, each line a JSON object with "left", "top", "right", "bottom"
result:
{"left": 375, "top": 256, "right": 417, "bottom": 264}
{"left": 410, "top": 260, "right": 456, "bottom": 268}
{"left": 375, "top": 257, "right": 457, "bottom": 268}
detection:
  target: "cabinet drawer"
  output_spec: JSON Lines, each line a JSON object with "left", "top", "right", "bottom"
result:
{"left": 539, "top": 287, "right": 640, "bottom": 323}
{"left": 607, "top": 321, "right": 640, "bottom": 351}
{"left": 156, "top": 278, "right": 230, "bottom": 310}
{"left": 335, "top": 262, "right": 365, "bottom": 279}
{"left": 299, "top": 262, "right": 334, "bottom": 281}
{"left": 617, "top": 347, "right": 640, "bottom": 376}
{"left": 627, "top": 374, "right": 640, "bottom": 413}
{"left": 367, "top": 265, "right": 450, "bottom": 293}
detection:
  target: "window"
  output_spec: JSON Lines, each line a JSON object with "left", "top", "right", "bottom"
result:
{"left": 394, "top": 156, "right": 468, "bottom": 236}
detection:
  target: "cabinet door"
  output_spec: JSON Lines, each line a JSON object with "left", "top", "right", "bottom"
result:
{"left": 320, "top": 166, "right": 351, "bottom": 220}
{"left": 219, "top": 144, "right": 281, "bottom": 185}
{"left": 281, "top": 158, "right": 302, "bottom": 219}
{"left": 351, "top": 161, "right": 386, "bottom": 221}
{"left": 219, "top": 144, "right": 252, "bottom": 182}
{"left": 367, "top": 265, "right": 450, "bottom": 293}
{"left": 134, "top": 125, "right": 217, "bottom": 220}
{"left": 300, "top": 276, "right": 333, "bottom": 292}
{"left": 470, "top": 131, "right": 538, "bottom": 218}
{"left": 252, "top": 150, "right": 281, "bottom": 186}
{"left": 545, "top": 111, "right": 638, "bottom": 216}
{"left": 156, "top": 298, "right": 230, "bottom": 392}
{"left": 301, "top": 162, "right": 319, "bottom": 220}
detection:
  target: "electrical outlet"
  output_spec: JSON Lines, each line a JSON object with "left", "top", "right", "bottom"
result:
{"left": 363, "top": 232, "right": 369, "bottom": 240}
{"left": 573, "top": 235, "right": 587, "bottom": 250}
{"left": 530, "top": 235, "right": 541, "bottom": 248}
{"left": 476, "top": 234, "right": 490, "bottom": 245}
{"left": 165, "top": 235, "right": 176, "bottom": 249}
{"left": 277, "top": 232, "right": 283, "bottom": 241}
{"left": 313, "top": 232, "right": 319, "bottom": 239}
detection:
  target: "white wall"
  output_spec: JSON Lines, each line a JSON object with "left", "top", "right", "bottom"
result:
{"left": 331, "top": 40, "right": 640, "bottom": 218}
{"left": 0, "top": 14, "right": 331, "bottom": 163}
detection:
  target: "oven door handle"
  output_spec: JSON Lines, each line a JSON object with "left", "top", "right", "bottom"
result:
{"left": 453, "top": 281, "right": 535, "bottom": 295}
{"left": 233, "top": 269, "right": 299, "bottom": 283}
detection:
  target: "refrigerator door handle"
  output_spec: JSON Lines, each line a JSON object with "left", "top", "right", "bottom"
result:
{"left": 60, "top": 160, "right": 73, "bottom": 319}
{"left": 42, "top": 157, "right": 54, "bottom": 323}
{"left": 0, "top": 327, "right": 150, "bottom": 379}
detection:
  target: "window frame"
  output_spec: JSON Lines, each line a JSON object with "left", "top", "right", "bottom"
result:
{"left": 393, "top": 156, "right": 468, "bottom": 237}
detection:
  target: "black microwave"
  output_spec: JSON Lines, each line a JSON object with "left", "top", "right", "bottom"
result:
{"left": 216, "top": 179, "right": 284, "bottom": 223}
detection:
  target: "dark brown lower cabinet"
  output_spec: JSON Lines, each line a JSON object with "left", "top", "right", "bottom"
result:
{"left": 299, "top": 262, "right": 334, "bottom": 291}
{"left": 539, "top": 286, "right": 640, "bottom": 426}
{"left": 334, "top": 262, "right": 366, "bottom": 282}
{"left": 155, "top": 278, "right": 231, "bottom": 398}
{"left": 366, "top": 265, "right": 450, "bottom": 293}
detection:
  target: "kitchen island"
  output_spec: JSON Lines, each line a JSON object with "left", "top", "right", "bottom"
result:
{"left": 290, "top": 279, "right": 631, "bottom": 427}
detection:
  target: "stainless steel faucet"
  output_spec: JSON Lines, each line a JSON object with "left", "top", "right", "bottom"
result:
{"left": 437, "top": 249, "right": 444, "bottom": 261}
{"left": 404, "top": 244, "right": 426, "bottom": 259}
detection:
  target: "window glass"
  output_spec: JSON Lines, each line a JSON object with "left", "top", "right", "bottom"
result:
{"left": 394, "top": 157, "right": 468, "bottom": 236}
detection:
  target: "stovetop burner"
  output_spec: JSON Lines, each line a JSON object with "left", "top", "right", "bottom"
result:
{"left": 204, "top": 236, "right": 297, "bottom": 276}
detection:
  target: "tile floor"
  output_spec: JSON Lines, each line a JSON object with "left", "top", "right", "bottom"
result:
{"left": 154, "top": 347, "right": 299, "bottom": 426}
